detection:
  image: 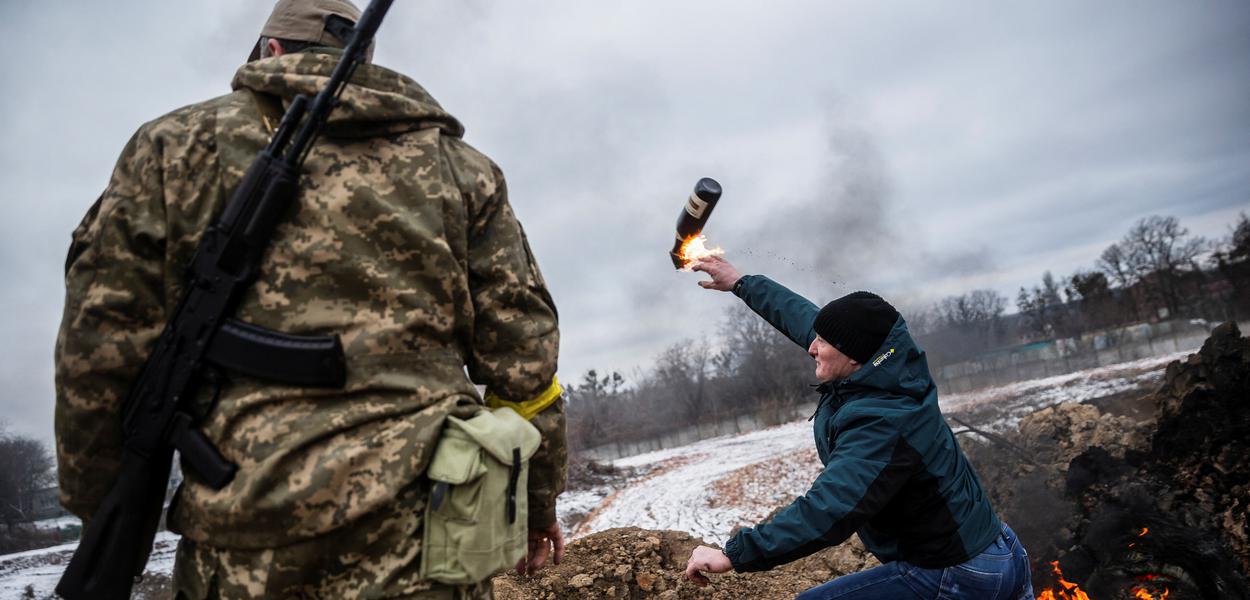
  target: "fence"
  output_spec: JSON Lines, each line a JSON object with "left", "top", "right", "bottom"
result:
{"left": 933, "top": 318, "right": 1232, "bottom": 394}
{"left": 578, "top": 401, "right": 818, "bottom": 462}
{"left": 578, "top": 318, "right": 1244, "bottom": 462}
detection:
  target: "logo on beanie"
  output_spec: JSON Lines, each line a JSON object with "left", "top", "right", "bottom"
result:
{"left": 872, "top": 348, "right": 895, "bottom": 367}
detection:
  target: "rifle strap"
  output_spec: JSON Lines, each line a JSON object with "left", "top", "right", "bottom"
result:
{"left": 248, "top": 89, "right": 287, "bottom": 136}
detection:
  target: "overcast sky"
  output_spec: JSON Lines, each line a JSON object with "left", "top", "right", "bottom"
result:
{"left": 1, "top": 1, "right": 1247, "bottom": 447}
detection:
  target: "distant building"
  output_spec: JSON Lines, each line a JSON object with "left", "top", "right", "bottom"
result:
{"left": 21, "top": 464, "right": 182, "bottom": 525}
{"left": 26, "top": 486, "right": 68, "bottom": 522}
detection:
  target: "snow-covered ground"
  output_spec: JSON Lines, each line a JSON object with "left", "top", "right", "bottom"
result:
{"left": 938, "top": 350, "right": 1188, "bottom": 431}
{"left": 571, "top": 422, "right": 820, "bottom": 545}
{"left": 0, "top": 349, "right": 1189, "bottom": 594}
{"left": 0, "top": 531, "right": 178, "bottom": 599}
{"left": 30, "top": 516, "right": 80, "bottom": 532}
{"left": 563, "top": 350, "right": 1191, "bottom": 545}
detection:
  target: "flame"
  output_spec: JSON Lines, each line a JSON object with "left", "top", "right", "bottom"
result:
{"left": 1037, "top": 561, "right": 1091, "bottom": 600}
{"left": 1131, "top": 573, "right": 1170, "bottom": 599}
{"left": 678, "top": 234, "right": 724, "bottom": 270}
{"left": 1039, "top": 530, "right": 1170, "bottom": 600}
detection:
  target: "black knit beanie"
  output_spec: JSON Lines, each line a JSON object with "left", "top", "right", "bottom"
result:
{"left": 812, "top": 291, "right": 899, "bottom": 364}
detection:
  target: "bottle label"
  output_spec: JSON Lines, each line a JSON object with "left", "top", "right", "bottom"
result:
{"left": 685, "top": 193, "right": 708, "bottom": 219}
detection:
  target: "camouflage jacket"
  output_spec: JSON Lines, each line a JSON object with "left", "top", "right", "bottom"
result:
{"left": 55, "top": 50, "right": 565, "bottom": 549}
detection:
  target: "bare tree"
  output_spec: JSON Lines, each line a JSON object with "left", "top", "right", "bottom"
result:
{"left": 1017, "top": 272, "right": 1070, "bottom": 338}
{"left": 718, "top": 303, "right": 811, "bottom": 415}
{"left": 565, "top": 369, "right": 627, "bottom": 449}
{"left": 1097, "top": 216, "right": 1208, "bottom": 319}
{"left": 904, "top": 304, "right": 940, "bottom": 336}
{"left": 1212, "top": 212, "right": 1250, "bottom": 320}
{"left": 937, "top": 289, "right": 1006, "bottom": 333}
{"left": 1212, "top": 212, "right": 1250, "bottom": 265}
{"left": 0, "top": 424, "right": 55, "bottom": 530}
{"left": 918, "top": 289, "right": 1009, "bottom": 365}
{"left": 1231, "top": 212, "right": 1250, "bottom": 263}
{"left": 1097, "top": 242, "right": 1133, "bottom": 289}
{"left": 1121, "top": 215, "right": 1207, "bottom": 274}
{"left": 653, "top": 338, "right": 714, "bottom": 424}
{"left": 1117, "top": 215, "right": 1207, "bottom": 317}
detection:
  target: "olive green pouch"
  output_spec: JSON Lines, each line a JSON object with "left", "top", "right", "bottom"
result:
{"left": 421, "top": 407, "right": 541, "bottom": 584}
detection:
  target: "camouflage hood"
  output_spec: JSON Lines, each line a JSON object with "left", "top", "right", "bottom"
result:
{"left": 231, "top": 50, "right": 464, "bottom": 138}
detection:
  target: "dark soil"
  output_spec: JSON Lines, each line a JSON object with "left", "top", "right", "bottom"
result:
{"left": 1082, "top": 387, "right": 1156, "bottom": 422}
{"left": 567, "top": 459, "right": 641, "bottom": 493}
{"left": 961, "top": 322, "right": 1250, "bottom": 599}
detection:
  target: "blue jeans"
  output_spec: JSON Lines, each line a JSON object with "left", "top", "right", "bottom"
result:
{"left": 795, "top": 524, "right": 1035, "bottom": 600}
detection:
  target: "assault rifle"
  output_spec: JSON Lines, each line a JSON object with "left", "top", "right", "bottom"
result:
{"left": 56, "top": 1, "right": 395, "bottom": 598}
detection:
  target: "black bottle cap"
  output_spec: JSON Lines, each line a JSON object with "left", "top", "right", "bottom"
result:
{"left": 694, "top": 177, "right": 722, "bottom": 202}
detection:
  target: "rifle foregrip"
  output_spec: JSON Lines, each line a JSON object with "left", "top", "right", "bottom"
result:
{"left": 171, "top": 412, "right": 237, "bottom": 489}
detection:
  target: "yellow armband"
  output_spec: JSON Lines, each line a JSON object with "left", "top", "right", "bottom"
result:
{"left": 484, "top": 376, "right": 563, "bottom": 421}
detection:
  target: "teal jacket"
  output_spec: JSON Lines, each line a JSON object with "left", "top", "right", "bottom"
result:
{"left": 723, "top": 275, "right": 1001, "bottom": 571}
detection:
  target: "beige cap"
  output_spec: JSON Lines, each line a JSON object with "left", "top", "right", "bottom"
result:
{"left": 248, "top": 0, "right": 364, "bottom": 62}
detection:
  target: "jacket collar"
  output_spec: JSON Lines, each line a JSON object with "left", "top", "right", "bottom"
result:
{"left": 809, "top": 316, "right": 934, "bottom": 405}
{"left": 231, "top": 49, "right": 464, "bottom": 137}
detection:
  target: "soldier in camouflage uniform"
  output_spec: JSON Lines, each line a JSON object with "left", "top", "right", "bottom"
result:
{"left": 54, "top": 1, "right": 566, "bottom": 597}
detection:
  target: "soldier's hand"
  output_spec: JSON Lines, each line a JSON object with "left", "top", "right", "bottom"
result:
{"left": 690, "top": 256, "right": 742, "bottom": 292}
{"left": 683, "top": 545, "right": 732, "bottom": 586}
{"left": 515, "top": 521, "right": 565, "bottom": 575}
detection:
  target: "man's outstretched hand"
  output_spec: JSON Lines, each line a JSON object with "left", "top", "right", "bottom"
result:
{"left": 684, "top": 545, "right": 733, "bottom": 586}
{"left": 690, "top": 256, "right": 742, "bottom": 292}
{"left": 515, "top": 522, "right": 565, "bottom": 576}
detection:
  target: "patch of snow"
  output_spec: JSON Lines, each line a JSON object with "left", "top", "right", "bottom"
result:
{"left": 571, "top": 352, "right": 1184, "bottom": 546}
{"left": 0, "top": 531, "right": 178, "bottom": 599}
{"left": 31, "top": 515, "right": 80, "bottom": 532}
{"left": 939, "top": 351, "right": 1188, "bottom": 431}
{"left": 557, "top": 487, "right": 614, "bottom": 531}
{"left": 578, "top": 420, "right": 820, "bottom": 545}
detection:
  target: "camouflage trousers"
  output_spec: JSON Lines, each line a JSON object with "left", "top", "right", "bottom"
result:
{"left": 172, "top": 480, "right": 493, "bottom": 600}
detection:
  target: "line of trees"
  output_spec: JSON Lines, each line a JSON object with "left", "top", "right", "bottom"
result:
{"left": 566, "top": 212, "right": 1250, "bottom": 452}
{"left": 566, "top": 303, "right": 814, "bottom": 453}
{"left": 0, "top": 422, "right": 57, "bottom": 553}
{"left": 911, "top": 213, "right": 1249, "bottom": 368}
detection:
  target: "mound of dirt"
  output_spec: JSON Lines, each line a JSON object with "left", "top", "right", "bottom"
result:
{"left": 1148, "top": 320, "right": 1250, "bottom": 569}
{"left": 958, "top": 397, "right": 1150, "bottom": 565}
{"left": 492, "top": 527, "right": 877, "bottom": 600}
{"left": 1016, "top": 402, "right": 1151, "bottom": 489}
{"left": 1053, "top": 321, "right": 1250, "bottom": 599}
